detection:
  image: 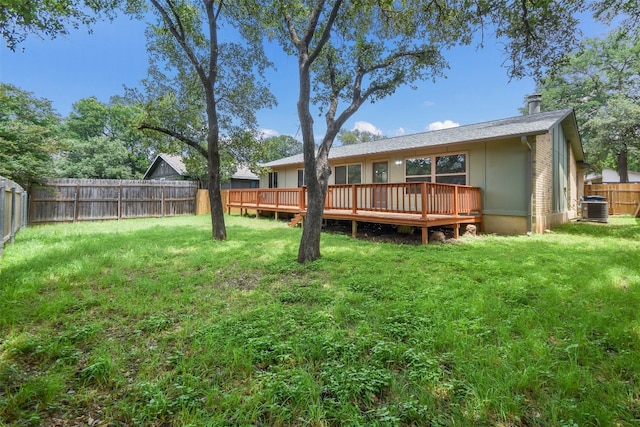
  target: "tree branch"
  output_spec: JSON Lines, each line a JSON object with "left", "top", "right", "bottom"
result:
{"left": 139, "top": 122, "right": 208, "bottom": 159}
{"left": 307, "top": 0, "right": 342, "bottom": 67}
{"left": 149, "top": 0, "right": 209, "bottom": 87}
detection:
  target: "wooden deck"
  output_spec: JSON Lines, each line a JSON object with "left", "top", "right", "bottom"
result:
{"left": 227, "top": 182, "right": 482, "bottom": 244}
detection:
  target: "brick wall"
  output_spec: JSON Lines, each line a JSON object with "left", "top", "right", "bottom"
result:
{"left": 532, "top": 132, "right": 554, "bottom": 232}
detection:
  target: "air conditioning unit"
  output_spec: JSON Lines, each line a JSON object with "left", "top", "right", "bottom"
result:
{"left": 581, "top": 198, "right": 609, "bottom": 223}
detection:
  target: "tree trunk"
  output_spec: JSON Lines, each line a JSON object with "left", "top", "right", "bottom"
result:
{"left": 617, "top": 147, "right": 629, "bottom": 183}
{"left": 207, "top": 137, "right": 227, "bottom": 241}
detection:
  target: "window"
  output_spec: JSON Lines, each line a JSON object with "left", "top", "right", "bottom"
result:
{"left": 435, "top": 154, "right": 466, "bottom": 185}
{"left": 268, "top": 172, "right": 278, "bottom": 188}
{"left": 405, "top": 158, "right": 432, "bottom": 183}
{"left": 405, "top": 153, "right": 467, "bottom": 186}
{"left": 297, "top": 169, "right": 305, "bottom": 187}
{"left": 334, "top": 164, "right": 362, "bottom": 185}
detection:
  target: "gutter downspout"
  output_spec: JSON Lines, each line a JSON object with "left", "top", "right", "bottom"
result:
{"left": 521, "top": 135, "right": 533, "bottom": 234}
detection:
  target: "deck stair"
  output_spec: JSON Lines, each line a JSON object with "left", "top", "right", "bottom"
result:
{"left": 289, "top": 213, "right": 303, "bottom": 227}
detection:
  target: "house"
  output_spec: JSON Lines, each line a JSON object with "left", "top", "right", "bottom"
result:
{"left": 143, "top": 154, "right": 259, "bottom": 189}
{"left": 585, "top": 168, "right": 640, "bottom": 184}
{"left": 249, "top": 99, "right": 585, "bottom": 236}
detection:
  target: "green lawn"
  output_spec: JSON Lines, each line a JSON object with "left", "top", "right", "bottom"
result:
{"left": 1, "top": 215, "right": 639, "bottom": 426}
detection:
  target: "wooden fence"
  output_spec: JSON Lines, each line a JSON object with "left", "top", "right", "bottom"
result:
{"left": 30, "top": 178, "right": 198, "bottom": 224}
{"left": 584, "top": 183, "right": 640, "bottom": 215}
{"left": 1, "top": 176, "right": 29, "bottom": 257}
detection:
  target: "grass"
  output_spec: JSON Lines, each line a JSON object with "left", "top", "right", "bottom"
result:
{"left": 0, "top": 214, "right": 639, "bottom": 426}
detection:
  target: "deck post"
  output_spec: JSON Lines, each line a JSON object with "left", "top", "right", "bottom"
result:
{"left": 275, "top": 211, "right": 279, "bottom": 220}
{"left": 352, "top": 185, "right": 357, "bottom": 214}
{"left": 453, "top": 225, "right": 459, "bottom": 239}
{"left": 421, "top": 182, "right": 428, "bottom": 219}
{"left": 421, "top": 227, "right": 428, "bottom": 244}
{"left": 298, "top": 188, "right": 305, "bottom": 211}
{"left": 453, "top": 186, "right": 459, "bottom": 216}
{"left": 352, "top": 220, "right": 357, "bottom": 238}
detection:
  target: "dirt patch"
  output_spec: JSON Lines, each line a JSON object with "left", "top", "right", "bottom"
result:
{"left": 322, "top": 220, "right": 459, "bottom": 245}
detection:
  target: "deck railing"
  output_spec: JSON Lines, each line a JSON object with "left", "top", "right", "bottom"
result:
{"left": 228, "top": 182, "right": 481, "bottom": 217}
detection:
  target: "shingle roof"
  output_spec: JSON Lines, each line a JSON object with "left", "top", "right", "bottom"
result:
{"left": 158, "top": 153, "right": 187, "bottom": 175}
{"left": 232, "top": 165, "right": 259, "bottom": 180}
{"left": 264, "top": 109, "right": 576, "bottom": 167}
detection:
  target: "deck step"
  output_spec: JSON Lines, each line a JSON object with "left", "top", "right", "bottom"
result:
{"left": 289, "top": 213, "right": 303, "bottom": 227}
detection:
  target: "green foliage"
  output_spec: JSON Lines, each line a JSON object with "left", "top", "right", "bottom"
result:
{"left": 57, "top": 136, "right": 132, "bottom": 179}
{"left": 258, "top": 135, "right": 303, "bottom": 162}
{"left": 337, "top": 129, "right": 384, "bottom": 146}
{"left": 0, "top": 0, "right": 118, "bottom": 50}
{"left": 539, "top": 29, "right": 640, "bottom": 178}
{"left": 56, "top": 97, "right": 150, "bottom": 179}
{"left": 0, "top": 83, "right": 61, "bottom": 188}
{"left": 1, "top": 215, "right": 639, "bottom": 425}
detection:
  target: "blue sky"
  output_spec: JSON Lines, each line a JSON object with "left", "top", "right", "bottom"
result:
{"left": 1, "top": 12, "right": 613, "bottom": 141}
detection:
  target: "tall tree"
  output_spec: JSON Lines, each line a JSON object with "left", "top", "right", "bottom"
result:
{"left": 539, "top": 29, "right": 640, "bottom": 180}
{"left": 136, "top": 0, "right": 274, "bottom": 241}
{"left": 254, "top": 0, "right": 582, "bottom": 263}
{"left": 584, "top": 96, "right": 640, "bottom": 182}
{"left": 0, "top": 83, "right": 61, "bottom": 189}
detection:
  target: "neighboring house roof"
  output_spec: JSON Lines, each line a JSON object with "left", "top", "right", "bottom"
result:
{"left": 586, "top": 168, "right": 640, "bottom": 183}
{"left": 232, "top": 165, "right": 259, "bottom": 180}
{"left": 143, "top": 153, "right": 187, "bottom": 179}
{"left": 143, "top": 153, "right": 259, "bottom": 181}
{"left": 263, "top": 109, "right": 583, "bottom": 167}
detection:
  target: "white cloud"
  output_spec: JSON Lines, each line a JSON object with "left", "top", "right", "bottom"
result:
{"left": 353, "top": 121, "right": 382, "bottom": 136}
{"left": 394, "top": 127, "right": 406, "bottom": 136}
{"left": 260, "top": 128, "right": 280, "bottom": 138}
{"left": 423, "top": 100, "right": 436, "bottom": 107}
{"left": 427, "top": 120, "right": 460, "bottom": 131}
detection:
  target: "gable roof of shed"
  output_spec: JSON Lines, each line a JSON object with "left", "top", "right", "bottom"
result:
{"left": 264, "top": 109, "right": 582, "bottom": 167}
{"left": 143, "top": 153, "right": 187, "bottom": 179}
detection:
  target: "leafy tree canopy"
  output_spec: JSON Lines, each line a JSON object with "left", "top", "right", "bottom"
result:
{"left": 0, "top": 0, "right": 120, "bottom": 51}
{"left": 0, "top": 83, "right": 61, "bottom": 188}
{"left": 258, "top": 135, "right": 303, "bottom": 163}
{"left": 538, "top": 29, "right": 640, "bottom": 180}
{"left": 57, "top": 96, "right": 150, "bottom": 179}
{"left": 338, "top": 129, "right": 384, "bottom": 146}
{"left": 57, "top": 136, "right": 132, "bottom": 179}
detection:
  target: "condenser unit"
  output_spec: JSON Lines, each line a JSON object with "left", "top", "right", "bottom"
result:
{"left": 581, "top": 197, "right": 609, "bottom": 223}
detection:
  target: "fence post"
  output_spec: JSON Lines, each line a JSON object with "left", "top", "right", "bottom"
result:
{"left": 161, "top": 185, "right": 165, "bottom": 217}
{"left": 21, "top": 191, "right": 27, "bottom": 228}
{"left": 10, "top": 187, "right": 17, "bottom": 244}
{"left": 0, "top": 179, "right": 6, "bottom": 257}
{"left": 119, "top": 183, "right": 123, "bottom": 220}
{"left": 74, "top": 184, "right": 80, "bottom": 222}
